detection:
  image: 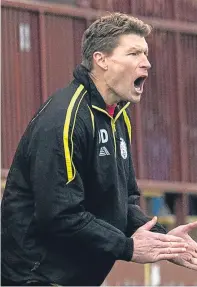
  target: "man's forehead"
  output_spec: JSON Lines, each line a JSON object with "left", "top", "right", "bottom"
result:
{"left": 118, "top": 34, "right": 148, "bottom": 50}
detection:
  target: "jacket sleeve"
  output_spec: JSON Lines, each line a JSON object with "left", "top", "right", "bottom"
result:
{"left": 29, "top": 113, "right": 133, "bottom": 262}
{"left": 125, "top": 153, "right": 166, "bottom": 237}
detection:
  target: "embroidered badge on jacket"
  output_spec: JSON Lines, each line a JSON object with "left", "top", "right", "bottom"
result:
{"left": 120, "top": 138, "right": 127, "bottom": 159}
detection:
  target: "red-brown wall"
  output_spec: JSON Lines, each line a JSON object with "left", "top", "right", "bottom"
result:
{"left": 44, "top": 14, "right": 86, "bottom": 96}
{"left": 1, "top": 7, "right": 41, "bottom": 168}
{"left": 1, "top": 3, "right": 86, "bottom": 169}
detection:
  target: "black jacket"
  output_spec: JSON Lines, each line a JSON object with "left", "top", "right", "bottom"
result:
{"left": 1, "top": 65, "right": 166, "bottom": 286}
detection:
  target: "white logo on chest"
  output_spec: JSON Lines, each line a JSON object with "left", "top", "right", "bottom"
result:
{"left": 120, "top": 138, "right": 127, "bottom": 159}
{"left": 99, "top": 129, "right": 108, "bottom": 143}
{"left": 98, "top": 129, "right": 110, "bottom": 157}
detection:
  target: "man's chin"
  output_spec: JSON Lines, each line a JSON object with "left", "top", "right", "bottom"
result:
{"left": 129, "top": 93, "right": 142, "bottom": 103}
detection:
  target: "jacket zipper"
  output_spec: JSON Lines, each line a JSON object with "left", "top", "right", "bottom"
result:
{"left": 92, "top": 105, "right": 117, "bottom": 156}
{"left": 111, "top": 119, "right": 116, "bottom": 157}
{"left": 92, "top": 103, "right": 130, "bottom": 158}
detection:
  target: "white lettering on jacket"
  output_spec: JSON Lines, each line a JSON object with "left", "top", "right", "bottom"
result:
{"left": 99, "top": 129, "right": 108, "bottom": 144}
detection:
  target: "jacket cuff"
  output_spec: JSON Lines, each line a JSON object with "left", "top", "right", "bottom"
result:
{"left": 121, "top": 237, "right": 134, "bottom": 261}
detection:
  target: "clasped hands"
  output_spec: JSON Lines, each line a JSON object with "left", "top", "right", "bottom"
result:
{"left": 131, "top": 216, "right": 197, "bottom": 271}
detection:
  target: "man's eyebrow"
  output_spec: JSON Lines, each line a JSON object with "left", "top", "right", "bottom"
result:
{"left": 127, "top": 47, "right": 149, "bottom": 54}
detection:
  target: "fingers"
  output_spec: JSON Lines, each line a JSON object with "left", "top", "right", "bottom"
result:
{"left": 155, "top": 245, "right": 187, "bottom": 263}
{"left": 191, "top": 257, "right": 197, "bottom": 264}
{"left": 156, "top": 233, "right": 185, "bottom": 243}
{"left": 161, "top": 247, "right": 186, "bottom": 255}
{"left": 157, "top": 253, "right": 180, "bottom": 261}
{"left": 186, "top": 250, "right": 197, "bottom": 260}
{"left": 182, "top": 221, "right": 197, "bottom": 233}
{"left": 140, "top": 216, "right": 157, "bottom": 231}
{"left": 182, "top": 260, "right": 197, "bottom": 271}
{"left": 159, "top": 241, "right": 187, "bottom": 249}
{"left": 189, "top": 238, "right": 197, "bottom": 252}
{"left": 187, "top": 244, "right": 197, "bottom": 256}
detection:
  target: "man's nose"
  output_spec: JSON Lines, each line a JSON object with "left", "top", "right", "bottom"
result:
{"left": 140, "top": 56, "right": 151, "bottom": 70}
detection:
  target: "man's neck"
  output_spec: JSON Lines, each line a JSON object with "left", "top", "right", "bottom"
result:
{"left": 89, "top": 72, "right": 119, "bottom": 106}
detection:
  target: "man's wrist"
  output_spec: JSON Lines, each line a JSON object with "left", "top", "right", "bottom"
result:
{"left": 122, "top": 237, "right": 134, "bottom": 261}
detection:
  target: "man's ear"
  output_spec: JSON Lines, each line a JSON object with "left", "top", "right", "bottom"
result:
{"left": 92, "top": 51, "right": 108, "bottom": 71}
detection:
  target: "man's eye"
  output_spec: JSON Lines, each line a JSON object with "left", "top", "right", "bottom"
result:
{"left": 129, "top": 52, "right": 138, "bottom": 56}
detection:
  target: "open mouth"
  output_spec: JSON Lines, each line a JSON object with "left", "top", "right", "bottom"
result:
{"left": 134, "top": 76, "right": 147, "bottom": 94}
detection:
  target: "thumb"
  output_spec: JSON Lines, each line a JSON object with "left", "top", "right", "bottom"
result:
{"left": 140, "top": 216, "right": 158, "bottom": 231}
{"left": 182, "top": 221, "right": 197, "bottom": 233}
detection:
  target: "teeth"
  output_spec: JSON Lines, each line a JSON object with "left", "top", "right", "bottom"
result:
{"left": 134, "top": 86, "right": 142, "bottom": 93}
